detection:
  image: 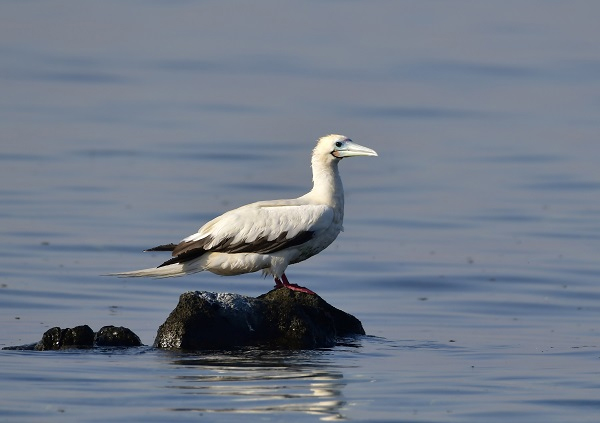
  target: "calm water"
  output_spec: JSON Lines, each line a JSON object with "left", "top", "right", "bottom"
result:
{"left": 2, "top": 1, "right": 600, "bottom": 421}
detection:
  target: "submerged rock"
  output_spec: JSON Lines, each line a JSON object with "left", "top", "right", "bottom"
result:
{"left": 154, "top": 289, "right": 365, "bottom": 350}
{"left": 95, "top": 325, "right": 143, "bottom": 347}
{"left": 2, "top": 325, "right": 143, "bottom": 351}
{"left": 35, "top": 325, "right": 95, "bottom": 350}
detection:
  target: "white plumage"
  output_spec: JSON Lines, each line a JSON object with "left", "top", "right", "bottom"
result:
{"left": 110, "top": 134, "right": 377, "bottom": 294}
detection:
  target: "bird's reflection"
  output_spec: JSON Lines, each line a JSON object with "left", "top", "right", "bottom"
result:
{"left": 163, "top": 344, "right": 360, "bottom": 420}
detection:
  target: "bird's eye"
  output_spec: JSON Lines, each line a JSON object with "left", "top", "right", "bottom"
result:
{"left": 335, "top": 141, "right": 343, "bottom": 148}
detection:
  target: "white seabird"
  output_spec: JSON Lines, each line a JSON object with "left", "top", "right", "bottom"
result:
{"left": 111, "top": 134, "right": 377, "bottom": 294}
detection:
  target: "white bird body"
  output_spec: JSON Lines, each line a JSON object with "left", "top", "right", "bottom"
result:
{"left": 111, "top": 134, "right": 377, "bottom": 294}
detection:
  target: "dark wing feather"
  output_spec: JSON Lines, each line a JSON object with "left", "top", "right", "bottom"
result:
{"left": 157, "top": 247, "right": 205, "bottom": 267}
{"left": 213, "top": 230, "right": 315, "bottom": 254}
{"left": 157, "top": 230, "right": 315, "bottom": 268}
{"left": 144, "top": 243, "right": 177, "bottom": 252}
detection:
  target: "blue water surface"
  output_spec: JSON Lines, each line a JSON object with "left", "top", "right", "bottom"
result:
{"left": 1, "top": 1, "right": 600, "bottom": 422}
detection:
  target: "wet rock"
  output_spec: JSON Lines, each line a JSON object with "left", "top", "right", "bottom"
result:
{"left": 95, "top": 325, "right": 143, "bottom": 347}
{"left": 2, "top": 291, "right": 364, "bottom": 351}
{"left": 154, "top": 289, "right": 365, "bottom": 350}
{"left": 258, "top": 288, "right": 365, "bottom": 349}
{"left": 34, "top": 325, "right": 95, "bottom": 350}
{"left": 2, "top": 325, "right": 143, "bottom": 351}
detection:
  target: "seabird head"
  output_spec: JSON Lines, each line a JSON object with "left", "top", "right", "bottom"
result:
{"left": 314, "top": 134, "right": 378, "bottom": 160}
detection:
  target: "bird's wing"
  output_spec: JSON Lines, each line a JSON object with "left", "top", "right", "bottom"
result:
{"left": 159, "top": 202, "right": 334, "bottom": 266}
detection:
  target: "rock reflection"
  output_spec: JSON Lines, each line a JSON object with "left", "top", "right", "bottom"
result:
{"left": 164, "top": 348, "right": 353, "bottom": 420}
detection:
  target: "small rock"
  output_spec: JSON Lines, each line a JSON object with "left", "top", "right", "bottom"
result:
{"left": 2, "top": 325, "right": 143, "bottom": 351}
{"left": 95, "top": 325, "right": 143, "bottom": 347}
{"left": 154, "top": 289, "right": 365, "bottom": 350}
{"left": 34, "top": 325, "right": 95, "bottom": 351}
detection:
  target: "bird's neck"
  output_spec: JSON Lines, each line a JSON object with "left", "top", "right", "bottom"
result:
{"left": 308, "top": 157, "right": 344, "bottom": 210}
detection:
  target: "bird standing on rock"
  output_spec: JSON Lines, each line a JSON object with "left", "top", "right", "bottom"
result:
{"left": 111, "top": 134, "right": 377, "bottom": 295}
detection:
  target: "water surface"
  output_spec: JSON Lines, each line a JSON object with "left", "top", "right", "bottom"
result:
{"left": 2, "top": 1, "right": 600, "bottom": 421}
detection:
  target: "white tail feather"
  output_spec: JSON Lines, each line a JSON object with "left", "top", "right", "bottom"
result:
{"left": 108, "top": 255, "right": 210, "bottom": 279}
{"left": 108, "top": 263, "right": 193, "bottom": 279}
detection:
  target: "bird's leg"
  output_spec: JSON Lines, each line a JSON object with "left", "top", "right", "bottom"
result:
{"left": 280, "top": 273, "right": 317, "bottom": 295}
{"left": 274, "top": 277, "right": 284, "bottom": 289}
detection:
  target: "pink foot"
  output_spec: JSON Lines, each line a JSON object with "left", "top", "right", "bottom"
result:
{"left": 273, "top": 273, "right": 317, "bottom": 295}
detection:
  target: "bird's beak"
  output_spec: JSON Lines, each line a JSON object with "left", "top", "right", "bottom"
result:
{"left": 335, "top": 141, "right": 378, "bottom": 158}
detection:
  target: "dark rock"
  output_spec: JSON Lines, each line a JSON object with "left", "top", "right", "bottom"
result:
{"left": 259, "top": 288, "right": 365, "bottom": 349}
{"left": 154, "top": 289, "right": 365, "bottom": 350}
{"left": 2, "top": 325, "right": 144, "bottom": 351}
{"left": 95, "top": 325, "right": 143, "bottom": 347}
{"left": 34, "top": 325, "right": 95, "bottom": 351}
{"left": 154, "top": 292, "right": 262, "bottom": 349}
{"left": 2, "top": 289, "right": 363, "bottom": 351}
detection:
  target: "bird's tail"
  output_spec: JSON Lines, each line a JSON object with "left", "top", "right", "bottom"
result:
{"left": 107, "top": 262, "right": 195, "bottom": 278}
